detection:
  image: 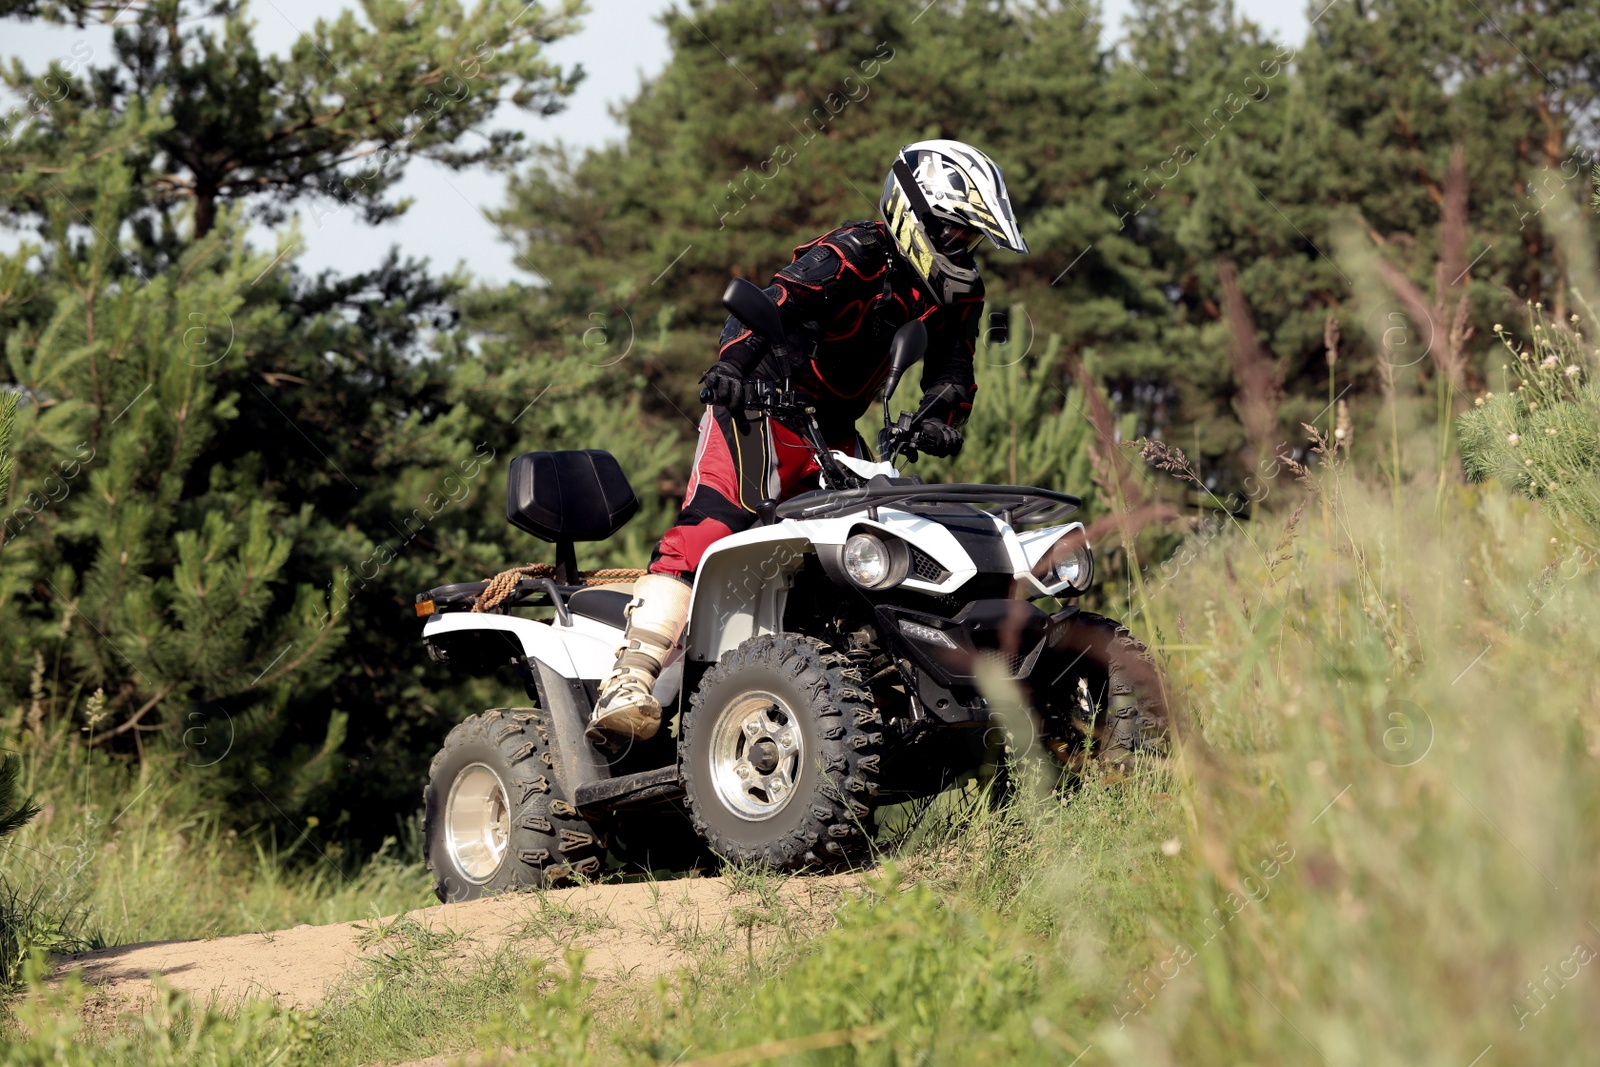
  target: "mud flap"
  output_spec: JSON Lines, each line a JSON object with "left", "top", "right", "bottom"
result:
{"left": 531, "top": 658, "right": 611, "bottom": 794}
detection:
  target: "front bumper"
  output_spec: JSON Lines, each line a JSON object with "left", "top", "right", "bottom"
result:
{"left": 875, "top": 599, "right": 1079, "bottom": 689}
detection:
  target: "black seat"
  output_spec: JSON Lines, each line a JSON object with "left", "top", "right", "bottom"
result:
{"left": 566, "top": 587, "right": 631, "bottom": 630}
{"left": 506, "top": 450, "right": 639, "bottom": 541}
{"left": 505, "top": 450, "right": 639, "bottom": 582}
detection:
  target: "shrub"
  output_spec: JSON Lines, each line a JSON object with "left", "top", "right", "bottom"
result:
{"left": 1457, "top": 303, "right": 1600, "bottom": 532}
{"left": 0, "top": 753, "right": 50, "bottom": 991}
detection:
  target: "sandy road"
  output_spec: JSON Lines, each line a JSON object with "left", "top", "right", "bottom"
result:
{"left": 54, "top": 873, "right": 857, "bottom": 1016}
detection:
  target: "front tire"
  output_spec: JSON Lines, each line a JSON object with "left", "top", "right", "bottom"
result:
{"left": 424, "top": 708, "right": 605, "bottom": 902}
{"left": 1038, "top": 612, "right": 1170, "bottom": 767}
{"left": 681, "top": 635, "right": 883, "bottom": 870}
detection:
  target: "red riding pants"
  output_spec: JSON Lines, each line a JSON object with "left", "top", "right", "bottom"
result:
{"left": 649, "top": 407, "right": 863, "bottom": 579}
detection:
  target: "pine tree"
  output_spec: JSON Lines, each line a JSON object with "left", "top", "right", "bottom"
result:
{"left": 1100, "top": 0, "right": 1600, "bottom": 490}
{"left": 0, "top": 173, "right": 351, "bottom": 786}
{"left": 1099, "top": 0, "right": 1301, "bottom": 475}
{"left": 1302, "top": 0, "right": 1600, "bottom": 315}
{"left": 1, "top": 0, "right": 585, "bottom": 240}
{"left": 0, "top": 0, "right": 592, "bottom": 832}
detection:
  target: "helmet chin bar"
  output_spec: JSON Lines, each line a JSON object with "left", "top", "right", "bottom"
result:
{"left": 921, "top": 253, "right": 980, "bottom": 306}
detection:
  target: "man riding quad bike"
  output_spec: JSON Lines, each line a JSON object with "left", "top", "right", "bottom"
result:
{"left": 590, "top": 139, "right": 1032, "bottom": 744}
{"left": 415, "top": 140, "right": 1168, "bottom": 898}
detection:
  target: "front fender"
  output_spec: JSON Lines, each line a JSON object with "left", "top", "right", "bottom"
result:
{"left": 683, "top": 529, "right": 814, "bottom": 665}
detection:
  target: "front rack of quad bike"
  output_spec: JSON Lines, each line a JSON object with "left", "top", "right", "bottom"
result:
{"left": 776, "top": 481, "right": 1082, "bottom": 527}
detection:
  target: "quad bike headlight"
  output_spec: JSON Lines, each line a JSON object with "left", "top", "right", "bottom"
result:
{"left": 842, "top": 532, "right": 909, "bottom": 590}
{"left": 1033, "top": 528, "right": 1093, "bottom": 596}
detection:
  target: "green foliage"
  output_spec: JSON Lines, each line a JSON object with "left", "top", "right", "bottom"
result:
{"left": 0, "top": 390, "right": 15, "bottom": 505}
{"left": 1458, "top": 305, "right": 1600, "bottom": 534}
{"left": 0, "top": 197, "right": 352, "bottom": 821}
{"left": 1, "top": 0, "right": 586, "bottom": 238}
{"left": 0, "top": 0, "right": 640, "bottom": 846}
{"left": 477, "top": 947, "right": 596, "bottom": 1066}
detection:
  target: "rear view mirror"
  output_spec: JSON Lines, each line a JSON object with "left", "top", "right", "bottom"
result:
{"left": 722, "top": 278, "right": 784, "bottom": 346}
{"left": 880, "top": 319, "right": 928, "bottom": 410}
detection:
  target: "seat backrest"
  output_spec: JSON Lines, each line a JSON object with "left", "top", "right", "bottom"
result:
{"left": 505, "top": 450, "right": 639, "bottom": 543}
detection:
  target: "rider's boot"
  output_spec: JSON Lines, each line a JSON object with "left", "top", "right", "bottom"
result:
{"left": 587, "top": 573, "right": 692, "bottom": 743}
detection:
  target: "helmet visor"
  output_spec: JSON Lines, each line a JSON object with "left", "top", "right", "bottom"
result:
{"left": 931, "top": 220, "right": 984, "bottom": 256}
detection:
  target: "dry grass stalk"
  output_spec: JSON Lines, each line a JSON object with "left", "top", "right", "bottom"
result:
{"left": 1216, "top": 257, "right": 1283, "bottom": 466}
{"left": 1070, "top": 356, "right": 1145, "bottom": 509}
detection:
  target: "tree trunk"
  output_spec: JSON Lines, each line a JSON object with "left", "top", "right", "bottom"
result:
{"left": 195, "top": 189, "right": 216, "bottom": 238}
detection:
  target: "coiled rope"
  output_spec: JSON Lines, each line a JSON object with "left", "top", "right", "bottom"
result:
{"left": 471, "top": 564, "right": 648, "bottom": 613}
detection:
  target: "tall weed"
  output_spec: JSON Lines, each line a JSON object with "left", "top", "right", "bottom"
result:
{"left": 1458, "top": 301, "right": 1600, "bottom": 536}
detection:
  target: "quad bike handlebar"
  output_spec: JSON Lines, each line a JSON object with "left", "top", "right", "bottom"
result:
{"left": 730, "top": 378, "right": 1083, "bottom": 522}
{"left": 738, "top": 379, "right": 946, "bottom": 487}
{"left": 878, "top": 404, "right": 943, "bottom": 465}
{"left": 738, "top": 379, "right": 869, "bottom": 491}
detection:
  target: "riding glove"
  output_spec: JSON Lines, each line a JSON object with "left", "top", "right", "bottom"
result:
{"left": 918, "top": 419, "right": 964, "bottom": 458}
{"left": 699, "top": 360, "right": 746, "bottom": 408}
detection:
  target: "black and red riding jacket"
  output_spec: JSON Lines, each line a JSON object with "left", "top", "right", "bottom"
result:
{"left": 715, "top": 219, "right": 983, "bottom": 441}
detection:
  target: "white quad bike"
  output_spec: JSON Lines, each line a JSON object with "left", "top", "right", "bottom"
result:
{"left": 416, "top": 279, "right": 1168, "bottom": 902}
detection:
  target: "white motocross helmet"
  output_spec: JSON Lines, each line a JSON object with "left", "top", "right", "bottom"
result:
{"left": 879, "top": 139, "right": 1028, "bottom": 304}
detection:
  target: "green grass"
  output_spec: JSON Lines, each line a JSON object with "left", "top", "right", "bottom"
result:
{"left": 0, "top": 733, "right": 433, "bottom": 953}
{"left": 6, "top": 422, "right": 1600, "bottom": 1064}
{"left": 581, "top": 445, "right": 1600, "bottom": 1065}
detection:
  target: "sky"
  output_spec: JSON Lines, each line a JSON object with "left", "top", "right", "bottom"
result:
{"left": 2, "top": 0, "right": 1310, "bottom": 284}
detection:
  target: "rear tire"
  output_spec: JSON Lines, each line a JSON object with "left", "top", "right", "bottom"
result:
{"left": 681, "top": 634, "right": 883, "bottom": 870}
{"left": 424, "top": 708, "right": 606, "bottom": 902}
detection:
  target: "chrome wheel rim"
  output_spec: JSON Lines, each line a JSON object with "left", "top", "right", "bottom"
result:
{"left": 445, "top": 762, "right": 510, "bottom": 883}
{"left": 709, "top": 690, "right": 805, "bottom": 821}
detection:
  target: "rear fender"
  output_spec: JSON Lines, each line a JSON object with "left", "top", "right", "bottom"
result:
{"left": 422, "top": 612, "right": 616, "bottom": 680}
